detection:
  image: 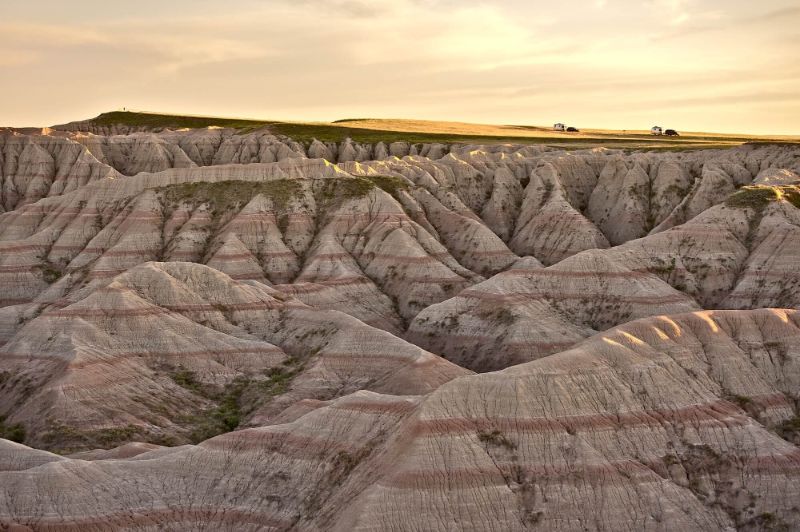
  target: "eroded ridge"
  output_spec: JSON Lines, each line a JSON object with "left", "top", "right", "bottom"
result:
{"left": 1, "top": 309, "right": 798, "bottom": 531}
{"left": 0, "top": 124, "right": 799, "bottom": 531}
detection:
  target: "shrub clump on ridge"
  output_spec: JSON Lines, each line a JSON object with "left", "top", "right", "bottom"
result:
{"left": 725, "top": 185, "right": 800, "bottom": 210}
{"left": 158, "top": 176, "right": 408, "bottom": 217}
{"left": 159, "top": 180, "right": 304, "bottom": 216}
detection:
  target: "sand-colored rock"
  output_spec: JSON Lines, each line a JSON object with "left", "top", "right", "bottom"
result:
{"left": 346, "top": 309, "right": 800, "bottom": 531}
{"left": 1, "top": 309, "right": 798, "bottom": 530}
{"left": 0, "top": 132, "right": 120, "bottom": 212}
{"left": 408, "top": 248, "right": 700, "bottom": 371}
{"left": 0, "top": 123, "right": 799, "bottom": 530}
{"left": 0, "top": 262, "right": 467, "bottom": 451}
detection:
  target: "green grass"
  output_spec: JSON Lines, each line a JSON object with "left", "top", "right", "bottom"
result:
{"left": 266, "top": 121, "right": 709, "bottom": 147}
{"left": 318, "top": 177, "right": 374, "bottom": 201}
{"left": 167, "top": 367, "right": 244, "bottom": 439}
{"left": 726, "top": 187, "right": 780, "bottom": 209}
{"left": 478, "top": 307, "right": 516, "bottom": 326}
{"left": 159, "top": 179, "right": 304, "bottom": 216}
{"left": 70, "top": 111, "right": 762, "bottom": 149}
{"left": 89, "top": 111, "right": 270, "bottom": 130}
{"left": 32, "top": 359, "right": 307, "bottom": 451}
{"left": 651, "top": 257, "right": 677, "bottom": 275}
{"left": 728, "top": 394, "right": 753, "bottom": 407}
{"left": 363, "top": 175, "right": 411, "bottom": 197}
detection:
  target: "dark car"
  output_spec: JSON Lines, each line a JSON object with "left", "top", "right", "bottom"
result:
{"left": 664, "top": 129, "right": 679, "bottom": 136}
{"left": 566, "top": 126, "right": 579, "bottom": 132}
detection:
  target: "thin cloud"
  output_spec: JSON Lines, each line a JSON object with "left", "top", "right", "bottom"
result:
{"left": 0, "top": 0, "right": 798, "bottom": 134}
{"left": 652, "top": 4, "right": 800, "bottom": 41}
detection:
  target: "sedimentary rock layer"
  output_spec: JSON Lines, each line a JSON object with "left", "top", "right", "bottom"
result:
{"left": 408, "top": 188, "right": 800, "bottom": 371}
{"left": 1, "top": 309, "right": 798, "bottom": 531}
{"left": 0, "top": 261, "right": 467, "bottom": 451}
{"left": 1, "top": 131, "right": 798, "bottom": 337}
{"left": 0, "top": 123, "right": 799, "bottom": 530}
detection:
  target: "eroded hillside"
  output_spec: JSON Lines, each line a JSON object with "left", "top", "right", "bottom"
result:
{"left": 0, "top": 120, "right": 799, "bottom": 531}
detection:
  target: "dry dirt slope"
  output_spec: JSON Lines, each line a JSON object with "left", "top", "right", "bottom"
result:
{"left": 0, "top": 119, "right": 799, "bottom": 531}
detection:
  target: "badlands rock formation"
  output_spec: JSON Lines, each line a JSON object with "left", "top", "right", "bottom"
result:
{"left": 0, "top": 261, "right": 466, "bottom": 451}
{"left": 0, "top": 120, "right": 799, "bottom": 530}
{"left": 1, "top": 309, "right": 799, "bottom": 530}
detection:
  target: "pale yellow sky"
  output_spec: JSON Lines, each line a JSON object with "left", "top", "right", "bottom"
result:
{"left": 1, "top": 0, "right": 798, "bottom": 134}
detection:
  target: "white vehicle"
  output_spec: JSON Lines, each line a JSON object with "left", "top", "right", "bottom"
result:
{"left": 651, "top": 126, "right": 663, "bottom": 136}
{"left": 553, "top": 123, "right": 565, "bottom": 132}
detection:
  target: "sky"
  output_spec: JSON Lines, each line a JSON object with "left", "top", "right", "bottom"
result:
{"left": 1, "top": 0, "right": 799, "bottom": 134}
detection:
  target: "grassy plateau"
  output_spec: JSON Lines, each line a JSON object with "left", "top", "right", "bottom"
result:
{"left": 55, "top": 111, "right": 800, "bottom": 151}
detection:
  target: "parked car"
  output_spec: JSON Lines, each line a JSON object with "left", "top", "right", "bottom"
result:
{"left": 664, "top": 129, "right": 679, "bottom": 136}
{"left": 553, "top": 123, "right": 565, "bottom": 132}
{"left": 651, "top": 126, "right": 663, "bottom": 135}
{"left": 566, "top": 127, "right": 579, "bottom": 132}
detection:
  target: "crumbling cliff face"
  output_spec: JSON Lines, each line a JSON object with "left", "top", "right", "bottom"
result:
{"left": 1, "top": 125, "right": 799, "bottom": 530}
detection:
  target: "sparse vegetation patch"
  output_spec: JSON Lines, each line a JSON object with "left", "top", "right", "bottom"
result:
{"left": 41, "top": 423, "right": 141, "bottom": 453}
{"left": 776, "top": 416, "right": 800, "bottom": 445}
{"left": 478, "top": 429, "right": 517, "bottom": 449}
{"left": 725, "top": 186, "right": 781, "bottom": 210}
{"left": 315, "top": 177, "right": 379, "bottom": 206}
{"left": 181, "top": 375, "right": 249, "bottom": 443}
{"left": 725, "top": 185, "right": 800, "bottom": 211}
{"left": 38, "top": 263, "right": 63, "bottom": 284}
{"left": 0, "top": 415, "right": 26, "bottom": 443}
{"left": 364, "top": 175, "right": 411, "bottom": 197}
{"left": 169, "top": 368, "right": 204, "bottom": 394}
{"left": 159, "top": 179, "right": 303, "bottom": 217}
{"left": 168, "top": 359, "right": 304, "bottom": 444}
{"left": 478, "top": 307, "right": 516, "bottom": 325}
{"left": 260, "top": 357, "right": 304, "bottom": 396}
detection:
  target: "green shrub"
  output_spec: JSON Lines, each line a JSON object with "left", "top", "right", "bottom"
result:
{"left": 40, "top": 422, "right": 141, "bottom": 452}
{"left": 776, "top": 416, "right": 800, "bottom": 444}
{"left": 478, "top": 429, "right": 517, "bottom": 449}
{"left": 726, "top": 186, "right": 779, "bottom": 210}
{"left": 0, "top": 415, "right": 26, "bottom": 443}
{"left": 184, "top": 376, "right": 249, "bottom": 443}
{"left": 38, "top": 264, "right": 63, "bottom": 284}
{"left": 170, "top": 368, "right": 203, "bottom": 394}
{"left": 261, "top": 357, "right": 304, "bottom": 396}
{"left": 179, "top": 359, "right": 304, "bottom": 444}
{"left": 726, "top": 185, "right": 800, "bottom": 211}
{"left": 364, "top": 175, "right": 411, "bottom": 197}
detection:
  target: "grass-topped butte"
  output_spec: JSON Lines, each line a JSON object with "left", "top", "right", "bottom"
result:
{"left": 86, "top": 111, "right": 271, "bottom": 130}
{"left": 53, "top": 110, "right": 791, "bottom": 150}
{"left": 266, "top": 121, "right": 640, "bottom": 146}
